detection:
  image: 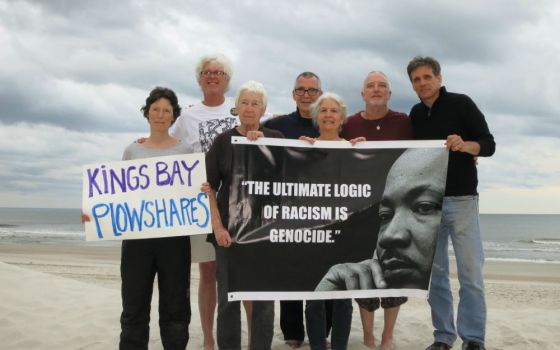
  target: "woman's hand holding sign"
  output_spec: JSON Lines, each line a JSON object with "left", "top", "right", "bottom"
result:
{"left": 81, "top": 213, "right": 91, "bottom": 223}
{"left": 215, "top": 227, "right": 233, "bottom": 247}
{"left": 298, "top": 135, "right": 317, "bottom": 144}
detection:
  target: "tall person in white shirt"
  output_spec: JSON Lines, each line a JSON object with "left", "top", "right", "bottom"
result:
{"left": 171, "top": 54, "right": 250, "bottom": 350}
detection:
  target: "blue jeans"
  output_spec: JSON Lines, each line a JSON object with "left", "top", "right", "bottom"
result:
{"left": 215, "top": 245, "right": 274, "bottom": 350}
{"left": 305, "top": 299, "right": 352, "bottom": 350}
{"left": 429, "top": 196, "right": 486, "bottom": 348}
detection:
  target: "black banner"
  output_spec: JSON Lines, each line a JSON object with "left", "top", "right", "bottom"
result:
{"left": 227, "top": 137, "right": 448, "bottom": 301}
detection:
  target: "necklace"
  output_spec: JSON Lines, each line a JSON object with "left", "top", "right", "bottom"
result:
{"left": 374, "top": 115, "right": 386, "bottom": 131}
{"left": 362, "top": 111, "right": 385, "bottom": 131}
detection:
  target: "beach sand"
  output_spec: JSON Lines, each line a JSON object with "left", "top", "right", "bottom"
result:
{"left": 1, "top": 243, "right": 559, "bottom": 350}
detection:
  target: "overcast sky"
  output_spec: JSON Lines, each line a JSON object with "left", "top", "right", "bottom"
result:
{"left": 1, "top": 0, "right": 559, "bottom": 213}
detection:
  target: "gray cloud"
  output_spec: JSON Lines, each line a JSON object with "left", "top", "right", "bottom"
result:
{"left": 0, "top": 0, "right": 559, "bottom": 211}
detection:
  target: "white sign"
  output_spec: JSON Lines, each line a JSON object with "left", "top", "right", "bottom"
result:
{"left": 82, "top": 153, "right": 211, "bottom": 241}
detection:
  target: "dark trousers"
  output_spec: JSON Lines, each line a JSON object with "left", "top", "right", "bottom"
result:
{"left": 119, "top": 236, "right": 191, "bottom": 350}
{"left": 215, "top": 245, "right": 275, "bottom": 350}
{"left": 306, "top": 299, "right": 352, "bottom": 350}
{"left": 280, "top": 300, "right": 333, "bottom": 341}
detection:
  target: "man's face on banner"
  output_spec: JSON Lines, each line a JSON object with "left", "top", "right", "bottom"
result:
{"left": 376, "top": 149, "right": 446, "bottom": 289}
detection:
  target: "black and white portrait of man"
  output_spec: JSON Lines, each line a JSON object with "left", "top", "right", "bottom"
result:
{"left": 316, "top": 148, "right": 448, "bottom": 292}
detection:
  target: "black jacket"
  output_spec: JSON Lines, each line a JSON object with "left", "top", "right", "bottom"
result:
{"left": 410, "top": 86, "right": 495, "bottom": 196}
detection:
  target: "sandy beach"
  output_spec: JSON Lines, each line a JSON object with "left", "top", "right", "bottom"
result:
{"left": 1, "top": 242, "right": 559, "bottom": 350}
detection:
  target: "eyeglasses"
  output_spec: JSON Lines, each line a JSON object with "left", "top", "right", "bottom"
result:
{"left": 294, "top": 87, "right": 321, "bottom": 96}
{"left": 200, "top": 70, "right": 227, "bottom": 77}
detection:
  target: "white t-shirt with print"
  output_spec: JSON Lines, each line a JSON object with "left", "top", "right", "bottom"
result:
{"left": 171, "top": 97, "right": 239, "bottom": 153}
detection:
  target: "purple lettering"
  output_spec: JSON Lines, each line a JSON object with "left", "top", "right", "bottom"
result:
{"left": 181, "top": 160, "right": 200, "bottom": 187}
{"left": 169, "top": 161, "right": 183, "bottom": 186}
{"left": 156, "top": 161, "right": 170, "bottom": 186}
{"left": 126, "top": 166, "right": 139, "bottom": 191}
{"left": 139, "top": 164, "right": 150, "bottom": 189}
{"left": 109, "top": 168, "right": 126, "bottom": 195}
{"left": 101, "top": 165, "right": 109, "bottom": 194}
{"left": 87, "top": 168, "right": 102, "bottom": 198}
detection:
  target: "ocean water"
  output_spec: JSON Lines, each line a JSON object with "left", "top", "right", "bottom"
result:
{"left": 0, "top": 208, "right": 117, "bottom": 247}
{"left": 1, "top": 208, "right": 559, "bottom": 263}
{"left": 478, "top": 214, "right": 560, "bottom": 263}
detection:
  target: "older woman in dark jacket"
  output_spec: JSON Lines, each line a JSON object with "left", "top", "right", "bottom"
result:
{"left": 202, "top": 81, "right": 283, "bottom": 350}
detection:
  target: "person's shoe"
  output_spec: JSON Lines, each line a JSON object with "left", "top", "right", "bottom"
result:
{"left": 464, "top": 341, "right": 486, "bottom": 350}
{"left": 425, "top": 342, "right": 451, "bottom": 350}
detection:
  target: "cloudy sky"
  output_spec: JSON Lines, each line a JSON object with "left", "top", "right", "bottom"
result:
{"left": 1, "top": 0, "right": 559, "bottom": 213}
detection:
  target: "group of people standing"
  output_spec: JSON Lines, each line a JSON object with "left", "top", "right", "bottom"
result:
{"left": 103, "top": 53, "right": 494, "bottom": 350}
{"left": 261, "top": 70, "right": 412, "bottom": 350}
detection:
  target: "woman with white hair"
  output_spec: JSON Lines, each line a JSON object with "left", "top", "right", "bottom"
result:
{"left": 300, "top": 92, "right": 348, "bottom": 142}
{"left": 202, "top": 81, "right": 284, "bottom": 350}
{"left": 300, "top": 92, "right": 354, "bottom": 350}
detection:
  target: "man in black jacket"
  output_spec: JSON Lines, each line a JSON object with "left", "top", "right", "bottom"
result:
{"left": 264, "top": 72, "right": 332, "bottom": 349}
{"left": 407, "top": 56, "right": 495, "bottom": 350}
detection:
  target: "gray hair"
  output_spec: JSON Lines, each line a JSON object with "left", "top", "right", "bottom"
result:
{"left": 406, "top": 56, "right": 441, "bottom": 80}
{"left": 294, "top": 71, "right": 322, "bottom": 89}
{"left": 195, "top": 54, "right": 233, "bottom": 85}
{"left": 235, "top": 80, "right": 268, "bottom": 109}
{"left": 310, "top": 92, "right": 347, "bottom": 129}
{"left": 363, "top": 71, "right": 392, "bottom": 91}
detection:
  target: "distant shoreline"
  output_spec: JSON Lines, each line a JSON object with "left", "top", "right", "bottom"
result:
{"left": 2, "top": 209, "right": 560, "bottom": 263}
{"left": 2, "top": 242, "right": 560, "bottom": 284}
